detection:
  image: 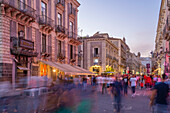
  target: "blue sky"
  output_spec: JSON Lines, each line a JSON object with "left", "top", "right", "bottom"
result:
{"left": 77, "top": 0, "right": 161, "bottom": 57}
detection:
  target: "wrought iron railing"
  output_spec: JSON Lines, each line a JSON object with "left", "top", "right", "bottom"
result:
{"left": 56, "top": 0, "right": 64, "bottom": 6}
{"left": 93, "top": 54, "right": 99, "bottom": 57}
{"left": 68, "top": 32, "right": 77, "bottom": 38}
{"left": 57, "top": 50, "right": 66, "bottom": 61}
{"left": 41, "top": 45, "right": 52, "bottom": 54}
{"left": 55, "top": 25, "right": 68, "bottom": 34}
{"left": 38, "top": 15, "right": 54, "bottom": 28}
{"left": 106, "top": 54, "right": 112, "bottom": 59}
{"left": 0, "top": 0, "right": 36, "bottom": 18}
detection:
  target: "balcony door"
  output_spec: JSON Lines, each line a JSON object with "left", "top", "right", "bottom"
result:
{"left": 58, "top": 13, "right": 62, "bottom": 26}
{"left": 70, "top": 45, "right": 73, "bottom": 59}
{"left": 41, "top": 1, "right": 47, "bottom": 22}
{"left": 58, "top": 40, "right": 62, "bottom": 54}
{"left": 69, "top": 21, "right": 73, "bottom": 37}
{"left": 19, "top": 0, "right": 26, "bottom": 11}
{"left": 42, "top": 34, "right": 46, "bottom": 53}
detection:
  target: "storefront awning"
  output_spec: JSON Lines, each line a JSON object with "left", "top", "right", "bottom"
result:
{"left": 73, "top": 65, "right": 96, "bottom": 75}
{"left": 17, "top": 66, "right": 29, "bottom": 70}
{"left": 40, "top": 60, "right": 95, "bottom": 75}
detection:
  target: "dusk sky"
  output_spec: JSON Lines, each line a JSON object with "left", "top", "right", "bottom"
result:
{"left": 77, "top": 0, "right": 161, "bottom": 57}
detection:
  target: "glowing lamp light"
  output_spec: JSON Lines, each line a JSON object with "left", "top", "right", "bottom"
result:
{"left": 53, "top": 69, "right": 56, "bottom": 72}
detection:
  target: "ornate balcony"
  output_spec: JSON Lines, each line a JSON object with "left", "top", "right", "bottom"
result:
{"left": 41, "top": 44, "right": 52, "bottom": 57}
{"left": 37, "top": 15, "right": 54, "bottom": 33}
{"left": 57, "top": 50, "right": 66, "bottom": 62}
{"left": 68, "top": 32, "right": 81, "bottom": 45}
{"left": 0, "top": 0, "right": 36, "bottom": 24}
{"left": 56, "top": 0, "right": 64, "bottom": 11}
{"left": 55, "top": 25, "right": 68, "bottom": 40}
{"left": 70, "top": 54, "right": 77, "bottom": 63}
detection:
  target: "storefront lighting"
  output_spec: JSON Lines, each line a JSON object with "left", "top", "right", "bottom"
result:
{"left": 53, "top": 69, "right": 56, "bottom": 72}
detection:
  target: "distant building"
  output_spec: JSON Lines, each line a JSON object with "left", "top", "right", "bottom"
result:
{"left": 78, "top": 32, "right": 130, "bottom": 75}
{"left": 78, "top": 32, "right": 119, "bottom": 75}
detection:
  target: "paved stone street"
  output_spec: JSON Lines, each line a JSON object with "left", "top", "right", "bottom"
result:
{"left": 81, "top": 87, "right": 151, "bottom": 113}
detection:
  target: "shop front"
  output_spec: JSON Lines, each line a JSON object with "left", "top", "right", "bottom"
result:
{"left": 39, "top": 60, "right": 94, "bottom": 81}
{"left": 89, "top": 65, "right": 102, "bottom": 75}
{"left": 10, "top": 37, "right": 38, "bottom": 88}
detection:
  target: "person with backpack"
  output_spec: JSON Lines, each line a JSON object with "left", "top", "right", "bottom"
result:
{"left": 111, "top": 77, "right": 123, "bottom": 113}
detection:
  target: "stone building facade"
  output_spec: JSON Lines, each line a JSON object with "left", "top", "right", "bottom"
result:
{"left": 155, "top": 0, "right": 170, "bottom": 75}
{"left": 109, "top": 37, "right": 130, "bottom": 74}
{"left": 0, "top": 0, "right": 80, "bottom": 86}
{"left": 78, "top": 32, "right": 119, "bottom": 75}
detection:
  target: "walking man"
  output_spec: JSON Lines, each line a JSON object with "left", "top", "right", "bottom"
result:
{"left": 111, "top": 77, "right": 122, "bottom": 113}
{"left": 150, "top": 73, "right": 169, "bottom": 113}
{"left": 130, "top": 75, "right": 137, "bottom": 97}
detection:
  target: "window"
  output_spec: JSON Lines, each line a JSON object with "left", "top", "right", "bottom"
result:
{"left": 18, "top": 24, "right": 25, "bottom": 38}
{"left": 42, "top": 34, "right": 46, "bottom": 53}
{"left": 70, "top": 45, "right": 73, "bottom": 59}
{"left": 58, "top": 13, "right": 62, "bottom": 26}
{"left": 69, "top": 21, "right": 73, "bottom": 37}
{"left": 41, "top": 2, "right": 47, "bottom": 16}
{"left": 58, "top": 40, "right": 62, "bottom": 53}
{"left": 94, "top": 48, "right": 98, "bottom": 55}
{"left": 70, "top": 3, "right": 72, "bottom": 13}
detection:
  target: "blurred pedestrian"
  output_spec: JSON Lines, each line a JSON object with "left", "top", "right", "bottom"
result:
{"left": 130, "top": 75, "right": 137, "bottom": 98}
{"left": 123, "top": 76, "right": 128, "bottom": 96}
{"left": 111, "top": 77, "right": 122, "bottom": 113}
{"left": 102, "top": 76, "right": 107, "bottom": 94}
{"left": 150, "top": 73, "right": 169, "bottom": 113}
{"left": 82, "top": 76, "right": 87, "bottom": 91}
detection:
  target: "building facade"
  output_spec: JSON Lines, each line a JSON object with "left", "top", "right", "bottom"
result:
{"left": 155, "top": 0, "right": 170, "bottom": 76}
{"left": 78, "top": 32, "right": 119, "bottom": 75}
{"left": 109, "top": 37, "right": 130, "bottom": 74}
{"left": 0, "top": 0, "right": 81, "bottom": 87}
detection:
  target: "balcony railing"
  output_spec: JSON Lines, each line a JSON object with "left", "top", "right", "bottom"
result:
{"left": 41, "top": 45, "right": 52, "bottom": 55}
{"left": 57, "top": 50, "right": 66, "bottom": 59}
{"left": 55, "top": 25, "right": 68, "bottom": 35}
{"left": 93, "top": 54, "right": 99, "bottom": 58}
{"left": 38, "top": 15, "right": 54, "bottom": 28}
{"left": 0, "top": 0, "right": 36, "bottom": 18}
{"left": 68, "top": 32, "right": 77, "bottom": 39}
{"left": 70, "top": 54, "right": 77, "bottom": 63}
{"left": 106, "top": 54, "right": 112, "bottom": 59}
{"left": 69, "top": 7, "right": 76, "bottom": 16}
{"left": 56, "top": 0, "right": 64, "bottom": 6}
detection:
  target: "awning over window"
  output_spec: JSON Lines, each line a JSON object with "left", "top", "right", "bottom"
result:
{"left": 17, "top": 66, "right": 29, "bottom": 71}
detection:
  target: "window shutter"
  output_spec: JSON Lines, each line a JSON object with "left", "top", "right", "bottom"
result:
{"left": 68, "top": 44, "right": 70, "bottom": 63}
{"left": 36, "top": 0, "right": 40, "bottom": 15}
{"left": 48, "top": 0, "right": 51, "bottom": 18}
{"left": 36, "top": 29, "right": 41, "bottom": 58}
{"left": 63, "top": 41, "right": 65, "bottom": 56}
{"left": 55, "top": 38, "right": 58, "bottom": 60}
{"left": 10, "top": 20, "right": 17, "bottom": 37}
